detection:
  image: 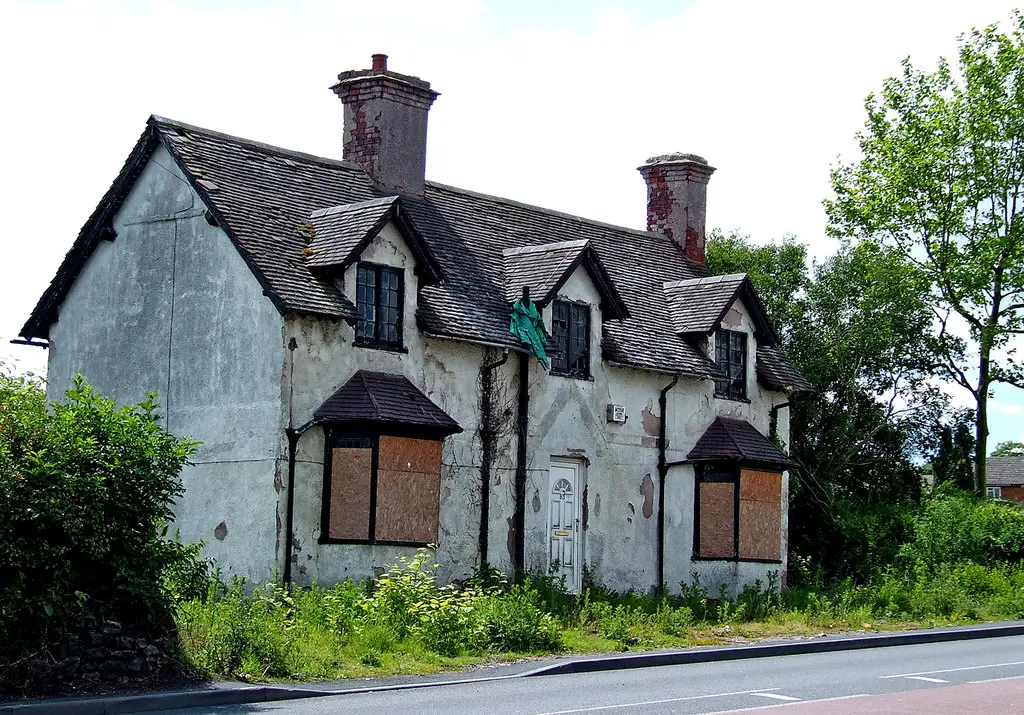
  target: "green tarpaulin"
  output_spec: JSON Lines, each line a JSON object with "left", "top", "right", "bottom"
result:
{"left": 510, "top": 298, "right": 549, "bottom": 368}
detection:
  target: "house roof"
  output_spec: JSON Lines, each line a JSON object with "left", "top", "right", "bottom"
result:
{"left": 20, "top": 115, "right": 806, "bottom": 388}
{"left": 687, "top": 416, "right": 795, "bottom": 468}
{"left": 314, "top": 370, "right": 462, "bottom": 436}
{"left": 663, "top": 273, "right": 778, "bottom": 344}
{"left": 987, "top": 457, "right": 1024, "bottom": 487}
{"left": 756, "top": 345, "right": 813, "bottom": 393}
{"left": 502, "top": 240, "right": 629, "bottom": 320}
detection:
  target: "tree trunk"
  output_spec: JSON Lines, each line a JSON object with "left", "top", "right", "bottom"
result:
{"left": 976, "top": 349, "right": 990, "bottom": 496}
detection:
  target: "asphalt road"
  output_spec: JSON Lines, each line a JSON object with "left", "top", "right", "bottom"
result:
{"left": 153, "top": 635, "right": 1024, "bottom": 714}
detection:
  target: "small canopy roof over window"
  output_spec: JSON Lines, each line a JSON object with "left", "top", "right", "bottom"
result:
{"left": 687, "top": 416, "right": 794, "bottom": 469}
{"left": 314, "top": 370, "right": 462, "bottom": 438}
{"left": 502, "top": 239, "right": 629, "bottom": 320}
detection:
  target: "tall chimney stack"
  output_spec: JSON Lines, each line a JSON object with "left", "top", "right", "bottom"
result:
{"left": 331, "top": 55, "right": 439, "bottom": 196}
{"left": 638, "top": 153, "right": 716, "bottom": 264}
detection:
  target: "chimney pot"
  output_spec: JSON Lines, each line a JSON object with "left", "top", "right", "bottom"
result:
{"left": 638, "top": 153, "right": 716, "bottom": 264}
{"left": 371, "top": 53, "right": 388, "bottom": 71}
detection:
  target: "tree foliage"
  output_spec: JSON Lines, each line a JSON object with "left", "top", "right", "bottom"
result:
{"left": 991, "top": 439, "right": 1024, "bottom": 456}
{"left": 708, "top": 233, "right": 949, "bottom": 580}
{"left": 0, "top": 373, "right": 200, "bottom": 681}
{"left": 828, "top": 14, "right": 1024, "bottom": 492}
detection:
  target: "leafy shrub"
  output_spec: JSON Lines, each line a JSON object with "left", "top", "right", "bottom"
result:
{"left": 478, "top": 584, "right": 562, "bottom": 652}
{"left": 0, "top": 374, "right": 200, "bottom": 688}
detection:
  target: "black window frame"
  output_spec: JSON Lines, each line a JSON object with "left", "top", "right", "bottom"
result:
{"left": 319, "top": 426, "right": 441, "bottom": 548}
{"left": 550, "top": 300, "right": 591, "bottom": 379}
{"left": 692, "top": 463, "right": 783, "bottom": 564}
{"left": 714, "top": 330, "right": 747, "bottom": 400}
{"left": 355, "top": 262, "right": 404, "bottom": 350}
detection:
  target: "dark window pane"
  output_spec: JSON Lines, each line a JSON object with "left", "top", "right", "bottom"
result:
{"left": 356, "top": 266, "right": 377, "bottom": 341}
{"left": 714, "top": 330, "right": 746, "bottom": 400}
{"left": 355, "top": 264, "right": 403, "bottom": 348}
{"left": 551, "top": 301, "right": 569, "bottom": 372}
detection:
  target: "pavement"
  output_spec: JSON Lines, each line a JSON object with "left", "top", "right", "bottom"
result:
{"left": 5, "top": 620, "right": 1024, "bottom": 714}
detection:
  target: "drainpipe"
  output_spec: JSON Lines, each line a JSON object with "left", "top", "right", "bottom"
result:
{"left": 514, "top": 286, "right": 532, "bottom": 574}
{"left": 657, "top": 374, "right": 680, "bottom": 593}
{"left": 480, "top": 348, "right": 510, "bottom": 568}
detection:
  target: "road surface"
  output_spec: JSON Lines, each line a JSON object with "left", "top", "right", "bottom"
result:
{"left": 153, "top": 634, "right": 1024, "bottom": 714}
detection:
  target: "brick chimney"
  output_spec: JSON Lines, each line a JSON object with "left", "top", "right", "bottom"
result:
{"left": 638, "top": 153, "right": 716, "bottom": 263}
{"left": 331, "top": 54, "right": 440, "bottom": 196}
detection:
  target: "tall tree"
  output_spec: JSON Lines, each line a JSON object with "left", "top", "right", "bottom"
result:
{"left": 991, "top": 439, "right": 1024, "bottom": 456}
{"left": 828, "top": 15, "right": 1024, "bottom": 493}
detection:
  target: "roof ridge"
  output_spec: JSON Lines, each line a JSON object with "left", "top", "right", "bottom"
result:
{"left": 663, "top": 273, "right": 747, "bottom": 290}
{"left": 150, "top": 115, "right": 368, "bottom": 174}
{"left": 425, "top": 180, "right": 708, "bottom": 267}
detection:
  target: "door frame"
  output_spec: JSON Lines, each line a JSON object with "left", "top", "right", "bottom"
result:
{"left": 548, "top": 457, "right": 583, "bottom": 592}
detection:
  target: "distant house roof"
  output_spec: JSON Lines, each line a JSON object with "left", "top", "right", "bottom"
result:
{"left": 20, "top": 115, "right": 805, "bottom": 388}
{"left": 687, "top": 416, "right": 795, "bottom": 468}
{"left": 314, "top": 370, "right": 462, "bottom": 437}
{"left": 987, "top": 457, "right": 1024, "bottom": 487}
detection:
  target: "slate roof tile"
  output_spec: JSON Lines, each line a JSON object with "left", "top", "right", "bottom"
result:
{"left": 306, "top": 196, "right": 398, "bottom": 268}
{"left": 314, "top": 370, "right": 462, "bottom": 436}
{"left": 987, "top": 457, "right": 1024, "bottom": 487}
{"left": 664, "top": 274, "right": 748, "bottom": 334}
{"left": 22, "top": 115, "right": 807, "bottom": 389}
{"left": 757, "top": 345, "right": 814, "bottom": 393}
{"left": 688, "top": 416, "right": 795, "bottom": 468}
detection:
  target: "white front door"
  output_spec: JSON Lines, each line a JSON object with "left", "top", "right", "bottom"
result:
{"left": 548, "top": 459, "right": 582, "bottom": 592}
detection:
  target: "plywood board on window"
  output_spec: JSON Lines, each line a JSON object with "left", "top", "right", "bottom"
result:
{"left": 378, "top": 436, "right": 442, "bottom": 474}
{"left": 375, "top": 469, "right": 440, "bottom": 544}
{"left": 740, "top": 469, "right": 782, "bottom": 503}
{"left": 329, "top": 447, "right": 372, "bottom": 540}
{"left": 699, "top": 481, "right": 735, "bottom": 558}
{"left": 739, "top": 469, "right": 782, "bottom": 560}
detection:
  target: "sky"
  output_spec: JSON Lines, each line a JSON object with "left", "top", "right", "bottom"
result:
{"left": 2, "top": 0, "right": 1023, "bottom": 447}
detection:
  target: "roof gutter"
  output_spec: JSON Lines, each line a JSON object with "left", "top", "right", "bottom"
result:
{"left": 423, "top": 330, "right": 526, "bottom": 354}
{"left": 657, "top": 374, "right": 680, "bottom": 593}
{"left": 9, "top": 338, "right": 48, "bottom": 349}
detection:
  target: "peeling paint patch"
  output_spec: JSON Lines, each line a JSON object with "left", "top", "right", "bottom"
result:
{"left": 641, "top": 436, "right": 659, "bottom": 448}
{"left": 532, "top": 488, "right": 541, "bottom": 513}
{"left": 640, "top": 474, "right": 654, "bottom": 519}
{"left": 582, "top": 485, "right": 589, "bottom": 530}
{"left": 641, "top": 401, "right": 661, "bottom": 436}
{"left": 594, "top": 492, "right": 601, "bottom": 517}
{"left": 627, "top": 502, "right": 635, "bottom": 524}
{"left": 274, "top": 464, "right": 284, "bottom": 494}
{"left": 275, "top": 510, "right": 281, "bottom": 557}
{"left": 724, "top": 307, "right": 743, "bottom": 327}
{"left": 214, "top": 521, "right": 228, "bottom": 541}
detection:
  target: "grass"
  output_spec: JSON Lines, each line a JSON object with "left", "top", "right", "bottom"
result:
{"left": 172, "top": 552, "right": 1024, "bottom": 683}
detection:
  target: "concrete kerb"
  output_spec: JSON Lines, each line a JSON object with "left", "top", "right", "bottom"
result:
{"left": 5, "top": 621, "right": 1024, "bottom": 714}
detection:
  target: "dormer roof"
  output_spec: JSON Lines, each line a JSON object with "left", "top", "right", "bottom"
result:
{"left": 502, "top": 239, "right": 629, "bottom": 320}
{"left": 663, "top": 273, "right": 779, "bottom": 345}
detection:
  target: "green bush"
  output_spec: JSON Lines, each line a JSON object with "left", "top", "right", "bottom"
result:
{"left": 478, "top": 584, "right": 562, "bottom": 652}
{"left": 0, "top": 374, "right": 201, "bottom": 687}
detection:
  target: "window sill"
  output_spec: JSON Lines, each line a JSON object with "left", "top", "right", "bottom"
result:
{"left": 550, "top": 370, "right": 594, "bottom": 382}
{"left": 691, "top": 555, "right": 782, "bottom": 565}
{"left": 353, "top": 341, "right": 409, "bottom": 354}
{"left": 713, "top": 395, "right": 751, "bottom": 404}
{"left": 318, "top": 537, "right": 432, "bottom": 547}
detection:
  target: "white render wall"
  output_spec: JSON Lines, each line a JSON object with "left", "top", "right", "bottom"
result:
{"left": 46, "top": 145, "right": 286, "bottom": 585}
{"left": 46, "top": 162, "right": 791, "bottom": 595}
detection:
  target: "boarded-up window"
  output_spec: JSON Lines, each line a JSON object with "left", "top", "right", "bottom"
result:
{"left": 323, "top": 433, "right": 442, "bottom": 545}
{"left": 697, "top": 466, "right": 737, "bottom": 558}
{"left": 375, "top": 436, "right": 441, "bottom": 544}
{"left": 695, "top": 465, "right": 783, "bottom": 562}
{"left": 327, "top": 439, "right": 373, "bottom": 540}
{"left": 739, "top": 469, "right": 782, "bottom": 561}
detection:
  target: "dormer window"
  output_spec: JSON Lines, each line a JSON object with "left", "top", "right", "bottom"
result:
{"left": 551, "top": 300, "right": 590, "bottom": 378}
{"left": 714, "top": 330, "right": 747, "bottom": 400}
{"left": 355, "top": 263, "right": 403, "bottom": 349}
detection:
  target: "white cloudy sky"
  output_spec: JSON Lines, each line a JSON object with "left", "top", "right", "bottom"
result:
{"left": 2, "top": 0, "right": 1023, "bottom": 445}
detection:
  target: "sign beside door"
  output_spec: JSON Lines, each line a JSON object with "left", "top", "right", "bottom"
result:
{"left": 548, "top": 458, "right": 582, "bottom": 592}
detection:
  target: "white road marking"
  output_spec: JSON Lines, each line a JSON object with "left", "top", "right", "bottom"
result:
{"left": 701, "top": 693, "right": 871, "bottom": 714}
{"left": 533, "top": 688, "right": 782, "bottom": 715}
{"left": 880, "top": 659, "right": 1024, "bottom": 679}
{"left": 750, "top": 693, "right": 801, "bottom": 701}
{"left": 904, "top": 676, "right": 950, "bottom": 683}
